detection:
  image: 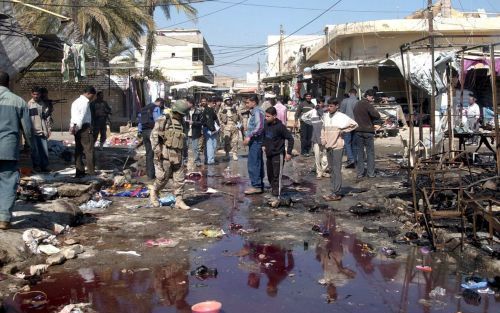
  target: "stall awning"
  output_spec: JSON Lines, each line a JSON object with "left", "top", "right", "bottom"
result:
{"left": 170, "top": 81, "right": 213, "bottom": 90}
{"left": 261, "top": 74, "right": 295, "bottom": 84}
{"left": 0, "top": 2, "right": 39, "bottom": 76}
{"left": 311, "top": 59, "right": 382, "bottom": 71}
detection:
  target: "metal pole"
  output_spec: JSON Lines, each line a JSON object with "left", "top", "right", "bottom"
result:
{"left": 336, "top": 69, "right": 342, "bottom": 98}
{"left": 356, "top": 67, "right": 361, "bottom": 100}
{"left": 402, "top": 49, "right": 419, "bottom": 219}
{"left": 428, "top": 0, "right": 436, "bottom": 153}
{"left": 490, "top": 44, "right": 500, "bottom": 175}
{"left": 447, "top": 63, "right": 454, "bottom": 157}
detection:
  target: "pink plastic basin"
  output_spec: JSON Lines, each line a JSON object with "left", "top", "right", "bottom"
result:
{"left": 191, "top": 301, "right": 222, "bottom": 313}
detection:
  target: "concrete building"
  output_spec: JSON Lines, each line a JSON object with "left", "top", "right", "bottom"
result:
{"left": 305, "top": 1, "right": 500, "bottom": 97}
{"left": 135, "top": 29, "right": 214, "bottom": 84}
{"left": 214, "top": 74, "right": 235, "bottom": 88}
{"left": 267, "top": 35, "right": 324, "bottom": 77}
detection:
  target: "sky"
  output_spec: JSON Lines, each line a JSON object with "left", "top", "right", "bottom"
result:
{"left": 154, "top": 0, "right": 499, "bottom": 78}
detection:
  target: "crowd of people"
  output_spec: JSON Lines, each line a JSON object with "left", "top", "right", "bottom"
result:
{"left": 0, "top": 67, "right": 386, "bottom": 229}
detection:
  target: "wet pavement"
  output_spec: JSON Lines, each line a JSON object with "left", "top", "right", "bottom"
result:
{"left": 4, "top": 146, "right": 500, "bottom": 313}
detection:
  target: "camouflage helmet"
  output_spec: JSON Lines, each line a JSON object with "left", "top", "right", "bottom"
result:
{"left": 171, "top": 99, "right": 189, "bottom": 115}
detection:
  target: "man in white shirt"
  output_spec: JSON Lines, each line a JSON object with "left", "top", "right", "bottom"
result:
{"left": 467, "top": 93, "right": 480, "bottom": 144}
{"left": 70, "top": 86, "right": 96, "bottom": 178}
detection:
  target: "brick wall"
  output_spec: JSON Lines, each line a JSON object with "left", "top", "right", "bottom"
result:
{"left": 13, "top": 73, "right": 132, "bottom": 131}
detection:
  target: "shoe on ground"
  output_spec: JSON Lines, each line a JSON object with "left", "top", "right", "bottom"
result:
{"left": 174, "top": 197, "right": 190, "bottom": 210}
{"left": 322, "top": 194, "right": 342, "bottom": 201}
{"left": 244, "top": 187, "right": 263, "bottom": 195}
{"left": 345, "top": 162, "right": 355, "bottom": 169}
{"left": 322, "top": 173, "right": 331, "bottom": 178}
{"left": 356, "top": 174, "right": 365, "bottom": 179}
{"left": 74, "top": 172, "right": 86, "bottom": 178}
{"left": 232, "top": 153, "right": 238, "bottom": 161}
{"left": 0, "top": 221, "right": 10, "bottom": 230}
{"left": 367, "top": 174, "right": 376, "bottom": 178}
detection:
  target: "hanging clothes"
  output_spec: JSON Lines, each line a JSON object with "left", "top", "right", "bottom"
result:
{"left": 61, "top": 43, "right": 87, "bottom": 82}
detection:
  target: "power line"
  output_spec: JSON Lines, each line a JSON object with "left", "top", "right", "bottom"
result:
{"left": 211, "top": 0, "right": 344, "bottom": 68}
{"left": 160, "top": 0, "right": 248, "bottom": 28}
{"left": 2, "top": 0, "right": 412, "bottom": 13}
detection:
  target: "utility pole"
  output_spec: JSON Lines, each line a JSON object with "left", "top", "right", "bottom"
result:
{"left": 279, "top": 25, "right": 284, "bottom": 95}
{"left": 257, "top": 59, "right": 261, "bottom": 95}
{"left": 428, "top": 0, "right": 436, "bottom": 151}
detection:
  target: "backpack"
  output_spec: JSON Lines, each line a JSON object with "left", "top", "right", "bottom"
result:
{"left": 140, "top": 103, "right": 156, "bottom": 129}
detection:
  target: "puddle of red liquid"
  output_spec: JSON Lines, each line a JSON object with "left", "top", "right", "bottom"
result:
{"left": 4, "top": 215, "right": 499, "bottom": 313}
{"left": 4, "top": 173, "right": 498, "bottom": 313}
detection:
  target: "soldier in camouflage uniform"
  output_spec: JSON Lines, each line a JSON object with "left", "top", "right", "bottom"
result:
{"left": 149, "top": 100, "right": 190, "bottom": 209}
{"left": 218, "top": 95, "right": 241, "bottom": 161}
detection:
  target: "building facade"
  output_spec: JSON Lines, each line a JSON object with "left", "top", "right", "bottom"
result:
{"left": 135, "top": 29, "right": 214, "bottom": 84}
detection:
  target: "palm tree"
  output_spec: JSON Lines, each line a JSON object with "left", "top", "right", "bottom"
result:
{"left": 142, "top": 0, "right": 197, "bottom": 76}
{"left": 13, "top": 0, "right": 153, "bottom": 67}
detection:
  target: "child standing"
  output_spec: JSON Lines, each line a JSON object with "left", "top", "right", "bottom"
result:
{"left": 263, "top": 107, "right": 295, "bottom": 196}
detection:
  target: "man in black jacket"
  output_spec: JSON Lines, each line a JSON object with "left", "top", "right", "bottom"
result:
{"left": 294, "top": 93, "right": 315, "bottom": 156}
{"left": 184, "top": 98, "right": 204, "bottom": 167}
{"left": 353, "top": 89, "right": 381, "bottom": 178}
{"left": 202, "top": 100, "right": 220, "bottom": 165}
{"left": 263, "top": 107, "right": 294, "bottom": 196}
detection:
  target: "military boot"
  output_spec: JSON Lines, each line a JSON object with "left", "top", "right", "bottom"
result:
{"left": 149, "top": 185, "right": 160, "bottom": 207}
{"left": 175, "top": 197, "right": 190, "bottom": 210}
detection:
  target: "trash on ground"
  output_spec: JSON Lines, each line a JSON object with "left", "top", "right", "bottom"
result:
{"left": 29, "top": 264, "right": 49, "bottom": 276}
{"left": 145, "top": 238, "right": 179, "bottom": 248}
{"left": 429, "top": 286, "right": 446, "bottom": 298}
{"left": 229, "top": 223, "right": 243, "bottom": 230}
{"left": 269, "top": 197, "right": 293, "bottom": 208}
{"left": 201, "top": 228, "right": 225, "bottom": 238}
{"left": 22, "top": 228, "right": 59, "bottom": 254}
{"left": 57, "top": 302, "right": 93, "bottom": 313}
{"left": 190, "top": 265, "right": 218, "bottom": 280}
{"left": 116, "top": 251, "right": 141, "bottom": 257}
{"left": 41, "top": 187, "right": 58, "bottom": 200}
{"left": 38, "top": 244, "right": 61, "bottom": 255}
{"left": 381, "top": 247, "right": 397, "bottom": 258}
{"left": 158, "top": 194, "right": 176, "bottom": 206}
{"left": 461, "top": 276, "right": 488, "bottom": 289}
{"left": 205, "top": 187, "right": 219, "bottom": 194}
{"left": 312, "top": 225, "right": 330, "bottom": 237}
{"left": 186, "top": 171, "right": 202, "bottom": 181}
{"left": 191, "top": 300, "right": 222, "bottom": 313}
{"left": 462, "top": 289, "right": 481, "bottom": 305}
{"left": 415, "top": 265, "right": 432, "bottom": 272}
{"left": 101, "top": 187, "right": 149, "bottom": 198}
{"left": 79, "top": 199, "right": 112, "bottom": 212}
{"left": 349, "top": 203, "right": 382, "bottom": 215}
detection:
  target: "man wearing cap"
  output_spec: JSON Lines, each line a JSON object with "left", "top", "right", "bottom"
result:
{"left": 219, "top": 95, "right": 241, "bottom": 161}
{"left": 149, "top": 99, "right": 190, "bottom": 210}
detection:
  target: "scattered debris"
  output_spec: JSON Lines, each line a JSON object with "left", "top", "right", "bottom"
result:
{"left": 22, "top": 228, "right": 59, "bottom": 254}
{"left": 38, "top": 244, "right": 61, "bottom": 256}
{"left": 145, "top": 238, "right": 179, "bottom": 248}
{"left": 190, "top": 265, "right": 218, "bottom": 280}
{"left": 201, "top": 229, "right": 225, "bottom": 238}
{"left": 79, "top": 199, "right": 112, "bottom": 212}
{"left": 429, "top": 286, "right": 446, "bottom": 298}
{"left": 462, "top": 289, "right": 481, "bottom": 306}
{"left": 116, "top": 251, "right": 141, "bottom": 257}
{"left": 380, "top": 247, "right": 397, "bottom": 258}
{"left": 158, "top": 194, "right": 176, "bottom": 206}
{"left": 349, "top": 203, "right": 382, "bottom": 215}
{"left": 415, "top": 265, "right": 432, "bottom": 272}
